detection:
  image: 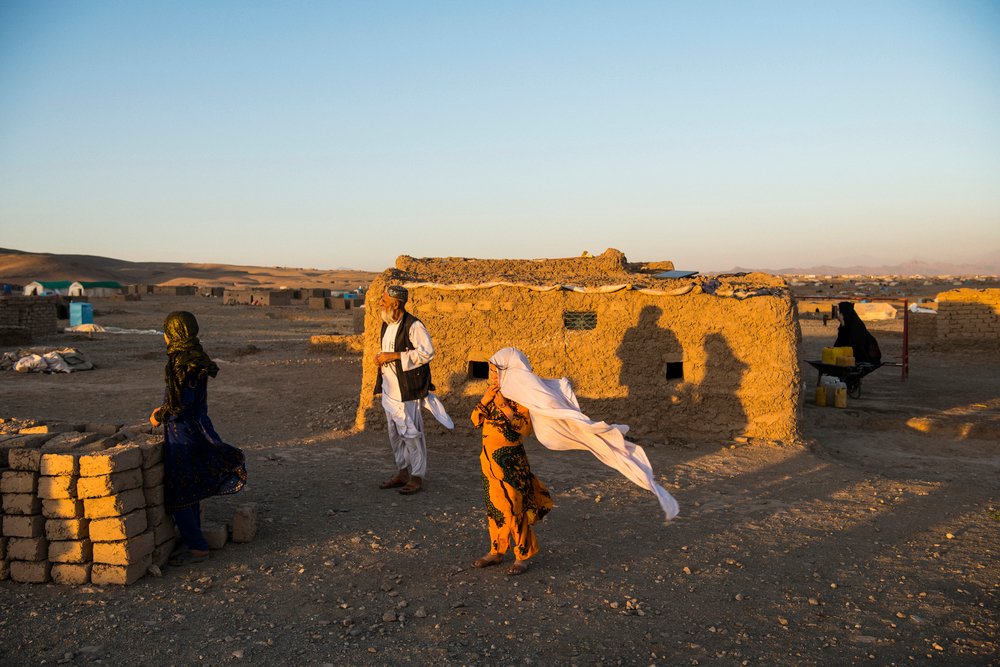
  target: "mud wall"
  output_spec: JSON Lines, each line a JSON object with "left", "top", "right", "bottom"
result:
{"left": 934, "top": 289, "right": 1000, "bottom": 343}
{"left": 356, "top": 276, "right": 801, "bottom": 443}
{"left": 0, "top": 297, "right": 58, "bottom": 340}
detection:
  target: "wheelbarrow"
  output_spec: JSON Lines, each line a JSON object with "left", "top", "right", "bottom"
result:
{"left": 806, "top": 360, "right": 885, "bottom": 399}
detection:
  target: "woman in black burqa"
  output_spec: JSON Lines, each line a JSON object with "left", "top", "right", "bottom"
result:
{"left": 150, "top": 311, "right": 247, "bottom": 565}
{"left": 834, "top": 302, "right": 882, "bottom": 365}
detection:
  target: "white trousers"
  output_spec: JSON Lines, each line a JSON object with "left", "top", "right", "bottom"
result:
{"left": 382, "top": 395, "right": 427, "bottom": 477}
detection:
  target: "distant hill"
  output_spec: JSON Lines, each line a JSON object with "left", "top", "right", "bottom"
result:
{"left": 726, "top": 252, "right": 1000, "bottom": 277}
{"left": 0, "top": 248, "right": 379, "bottom": 290}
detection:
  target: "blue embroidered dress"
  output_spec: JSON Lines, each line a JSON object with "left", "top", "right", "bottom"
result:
{"left": 163, "top": 376, "right": 246, "bottom": 512}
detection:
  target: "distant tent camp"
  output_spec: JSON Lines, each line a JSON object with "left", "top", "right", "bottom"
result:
{"left": 69, "top": 281, "right": 123, "bottom": 297}
{"left": 23, "top": 280, "right": 72, "bottom": 296}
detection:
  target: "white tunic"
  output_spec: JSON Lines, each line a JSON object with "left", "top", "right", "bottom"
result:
{"left": 380, "top": 319, "right": 435, "bottom": 402}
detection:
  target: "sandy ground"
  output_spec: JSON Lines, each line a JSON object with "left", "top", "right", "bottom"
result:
{"left": 0, "top": 296, "right": 997, "bottom": 666}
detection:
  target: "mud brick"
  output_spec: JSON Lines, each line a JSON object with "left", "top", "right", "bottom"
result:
{"left": 3, "top": 493, "right": 42, "bottom": 515}
{"left": 83, "top": 488, "right": 146, "bottom": 519}
{"left": 151, "top": 537, "right": 175, "bottom": 568}
{"left": 79, "top": 445, "right": 141, "bottom": 477}
{"left": 89, "top": 509, "right": 147, "bottom": 542}
{"left": 0, "top": 559, "right": 7, "bottom": 581}
{"left": 49, "top": 539, "right": 93, "bottom": 563}
{"left": 153, "top": 518, "right": 176, "bottom": 546}
{"left": 42, "top": 498, "right": 85, "bottom": 519}
{"left": 40, "top": 452, "right": 80, "bottom": 476}
{"left": 232, "top": 503, "right": 258, "bottom": 544}
{"left": 0, "top": 535, "right": 6, "bottom": 559}
{"left": 139, "top": 441, "right": 163, "bottom": 468}
{"left": 94, "top": 429, "right": 127, "bottom": 447}
{"left": 77, "top": 469, "right": 143, "bottom": 499}
{"left": 143, "top": 484, "right": 165, "bottom": 507}
{"left": 119, "top": 422, "right": 155, "bottom": 437}
{"left": 46, "top": 518, "right": 90, "bottom": 541}
{"left": 91, "top": 553, "right": 151, "bottom": 585}
{"left": 142, "top": 464, "right": 164, "bottom": 487}
{"left": 146, "top": 503, "right": 166, "bottom": 527}
{"left": 0, "top": 470, "right": 38, "bottom": 493}
{"left": 1, "top": 433, "right": 54, "bottom": 467}
{"left": 52, "top": 562, "right": 92, "bottom": 585}
{"left": 203, "top": 522, "right": 227, "bottom": 550}
{"left": 84, "top": 423, "right": 123, "bottom": 436}
{"left": 2, "top": 514, "right": 45, "bottom": 538}
{"left": 38, "top": 475, "right": 78, "bottom": 499}
{"left": 18, "top": 424, "right": 70, "bottom": 435}
{"left": 93, "top": 530, "right": 155, "bottom": 565}
{"left": 8, "top": 536, "right": 48, "bottom": 561}
{"left": 41, "top": 431, "right": 101, "bottom": 453}
{"left": 8, "top": 448, "right": 43, "bottom": 471}
{"left": 10, "top": 560, "right": 50, "bottom": 583}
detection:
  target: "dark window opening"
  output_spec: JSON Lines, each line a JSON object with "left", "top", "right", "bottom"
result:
{"left": 468, "top": 361, "right": 489, "bottom": 379}
{"left": 665, "top": 361, "right": 684, "bottom": 381}
{"left": 563, "top": 311, "right": 597, "bottom": 330}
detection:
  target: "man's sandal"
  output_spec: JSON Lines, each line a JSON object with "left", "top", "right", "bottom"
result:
{"left": 507, "top": 561, "right": 529, "bottom": 576}
{"left": 473, "top": 554, "right": 504, "bottom": 568}
{"left": 397, "top": 481, "right": 422, "bottom": 495}
{"left": 379, "top": 476, "right": 408, "bottom": 489}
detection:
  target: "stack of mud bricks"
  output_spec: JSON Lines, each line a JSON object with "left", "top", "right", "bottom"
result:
{"left": 0, "top": 422, "right": 175, "bottom": 586}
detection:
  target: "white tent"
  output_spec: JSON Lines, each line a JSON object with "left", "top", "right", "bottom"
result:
{"left": 68, "top": 281, "right": 123, "bottom": 297}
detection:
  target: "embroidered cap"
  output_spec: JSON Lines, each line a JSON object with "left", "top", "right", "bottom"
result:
{"left": 386, "top": 285, "right": 409, "bottom": 303}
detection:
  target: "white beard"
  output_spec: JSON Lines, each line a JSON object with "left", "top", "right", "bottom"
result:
{"left": 381, "top": 308, "right": 402, "bottom": 325}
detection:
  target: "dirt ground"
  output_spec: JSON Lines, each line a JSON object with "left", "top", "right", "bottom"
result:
{"left": 1, "top": 296, "right": 997, "bottom": 666}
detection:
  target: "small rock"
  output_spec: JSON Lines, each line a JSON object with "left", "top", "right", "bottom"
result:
{"left": 232, "top": 649, "right": 244, "bottom": 659}
{"left": 777, "top": 617, "right": 789, "bottom": 626}
{"left": 808, "top": 598, "right": 818, "bottom": 606}
{"left": 147, "top": 564, "right": 162, "bottom": 578}
{"left": 414, "top": 607, "right": 428, "bottom": 618}
{"left": 382, "top": 612, "right": 397, "bottom": 623}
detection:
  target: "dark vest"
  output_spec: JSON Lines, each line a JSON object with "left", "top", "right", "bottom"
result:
{"left": 375, "top": 311, "right": 433, "bottom": 402}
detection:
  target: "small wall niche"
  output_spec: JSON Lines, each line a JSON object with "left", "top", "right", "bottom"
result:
{"left": 665, "top": 361, "right": 684, "bottom": 381}
{"left": 468, "top": 360, "right": 489, "bottom": 379}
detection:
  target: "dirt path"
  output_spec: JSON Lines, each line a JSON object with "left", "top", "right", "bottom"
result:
{"left": 1, "top": 298, "right": 996, "bottom": 666}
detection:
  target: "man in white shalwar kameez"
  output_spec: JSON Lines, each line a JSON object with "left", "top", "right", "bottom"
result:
{"left": 374, "top": 285, "right": 452, "bottom": 494}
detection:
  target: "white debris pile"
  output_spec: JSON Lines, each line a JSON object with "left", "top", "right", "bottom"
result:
{"left": 1, "top": 348, "right": 95, "bottom": 373}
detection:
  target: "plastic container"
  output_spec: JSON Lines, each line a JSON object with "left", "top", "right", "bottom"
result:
{"left": 822, "top": 346, "right": 854, "bottom": 364}
{"left": 69, "top": 302, "right": 93, "bottom": 327}
{"left": 834, "top": 385, "right": 848, "bottom": 408}
{"left": 815, "top": 386, "right": 827, "bottom": 407}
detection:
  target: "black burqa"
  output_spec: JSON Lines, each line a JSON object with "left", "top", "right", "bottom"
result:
{"left": 834, "top": 302, "right": 882, "bottom": 365}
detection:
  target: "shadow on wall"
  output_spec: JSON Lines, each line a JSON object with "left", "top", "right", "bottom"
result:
{"left": 586, "top": 306, "right": 750, "bottom": 442}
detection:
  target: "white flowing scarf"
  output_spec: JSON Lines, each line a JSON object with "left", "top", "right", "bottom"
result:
{"left": 489, "top": 347, "right": 679, "bottom": 520}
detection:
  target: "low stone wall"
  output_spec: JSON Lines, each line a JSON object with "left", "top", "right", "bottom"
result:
{"left": 0, "top": 296, "right": 58, "bottom": 341}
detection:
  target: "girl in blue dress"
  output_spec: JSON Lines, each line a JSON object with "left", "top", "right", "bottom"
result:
{"left": 150, "top": 311, "right": 246, "bottom": 565}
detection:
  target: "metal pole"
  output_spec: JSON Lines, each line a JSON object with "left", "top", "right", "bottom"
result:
{"left": 902, "top": 298, "right": 909, "bottom": 380}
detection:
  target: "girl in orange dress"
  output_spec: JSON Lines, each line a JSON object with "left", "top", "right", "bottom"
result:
{"left": 471, "top": 362, "right": 552, "bottom": 575}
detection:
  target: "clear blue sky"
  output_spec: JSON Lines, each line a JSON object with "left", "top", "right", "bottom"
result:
{"left": 1, "top": 1, "right": 998, "bottom": 271}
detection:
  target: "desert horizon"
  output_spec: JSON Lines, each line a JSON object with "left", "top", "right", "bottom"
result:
{"left": 2, "top": 247, "right": 998, "bottom": 293}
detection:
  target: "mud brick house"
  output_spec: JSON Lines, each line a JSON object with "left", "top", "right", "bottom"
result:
{"left": 356, "top": 249, "right": 801, "bottom": 443}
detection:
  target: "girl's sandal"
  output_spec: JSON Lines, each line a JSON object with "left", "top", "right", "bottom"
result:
{"left": 506, "top": 561, "right": 529, "bottom": 576}
{"left": 169, "top": 550, "right": 209, "bottom": 566}
{"left": 473, "top": 554, "right": 504, "bottom": 568}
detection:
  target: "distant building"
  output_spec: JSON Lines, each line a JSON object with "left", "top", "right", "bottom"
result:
{"left": 68, "top": 281, "right": 124, "bottom": 297}
{"left": 23, "top": 281, "right": 72, "bottom": 296}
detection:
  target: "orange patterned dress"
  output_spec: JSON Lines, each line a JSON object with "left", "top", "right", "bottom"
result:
{"left": 471, "top": 398, "right": 553, "bottom": 560}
